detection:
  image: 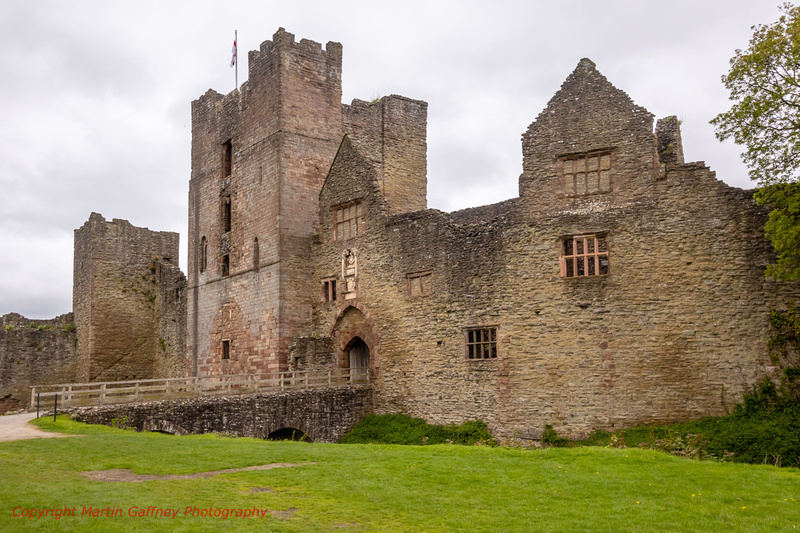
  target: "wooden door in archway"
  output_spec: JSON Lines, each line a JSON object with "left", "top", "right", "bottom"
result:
{"left": 348, "top": 337, "right": 369, "bottom": 383}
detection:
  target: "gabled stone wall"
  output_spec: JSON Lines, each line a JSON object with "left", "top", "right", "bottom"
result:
{"left": 309, "top": 55, "right": 800, "bottom": 440}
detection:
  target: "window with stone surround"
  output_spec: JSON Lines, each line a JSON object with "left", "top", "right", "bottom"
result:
{"left": 221, "top": 339, "right": 230, "bottom": 360}
{"left": 333, "top": 200, "right": 364, "bottom": 241}
{"left": 407, "top": 271, "right": 432, "bottom": 298}
{"left": 560, "top": 234, "right": 609, "bottom": 278}
{"left": 466, "top": 327, "right": 497, "bottom": 359}
{"left": 560, "top": 152, "right": 611, "bottom": 196}
{"left": 322, "top": 278, "right": 337, "bottom": 302}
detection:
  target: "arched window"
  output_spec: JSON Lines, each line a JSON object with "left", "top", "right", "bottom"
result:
{"left": 199, "top": 236, "right": 207, "bottom": 273}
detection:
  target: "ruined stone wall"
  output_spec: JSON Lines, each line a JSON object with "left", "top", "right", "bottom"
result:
{"left": 188, "top": 29, "right": 342, "bottom": 378}
{"left": 315, "top": 161, "right": 799, "bottom": 439}
{"left": 69, "top": 386, "right": 373, "bottom": 443}
{"left": 0, "top": 313, "right": 77, "bottom": 411}
{"left": 73, "top": 213, "right": 185, "bottom": 382}
{"left": 343, "top": 95, "right": 428, "bottom": 215}
{"left": 310, "top": 58, "right": 800, "bottom": 440}
{"left": 520, "top": 58, "right": 657, "bottom": 211}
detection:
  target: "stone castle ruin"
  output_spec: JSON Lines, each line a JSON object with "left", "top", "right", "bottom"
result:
{"left": 2, "top": 28, "right": 798, "bottom": 439}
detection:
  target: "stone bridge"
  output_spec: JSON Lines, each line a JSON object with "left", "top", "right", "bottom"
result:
{"left": 68, "top": 385, "right": 373, "bottom": 443}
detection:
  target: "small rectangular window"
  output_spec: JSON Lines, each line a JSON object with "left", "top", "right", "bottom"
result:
{"left": 221, "top": 339, "right": 230, "bottom": 360}
{"left": 332, "top": 201, "right": 364, "bottom": 241}
{"left": 407, "top": 271, "right": 432, "bottom": 298}
{"left": 466, "top": 327, "right": 497, "bottom": 359}
{"left": 322, "top": 278, "right": 337, "bottom": 302}
{"left": 560, "top": 234, "right": 609, "bottom": 278}
{"left": 222, "top": 254, "right": 230, "bottom": 277}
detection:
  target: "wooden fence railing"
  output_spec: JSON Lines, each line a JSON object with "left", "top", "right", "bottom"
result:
{"left": 30, "top": 368, "right": 369, "bottom": 408}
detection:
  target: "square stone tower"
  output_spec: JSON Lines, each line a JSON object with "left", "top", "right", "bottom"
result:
{"left": 73, "top": 213, "right": 185, "bottom": 382}
{"left": 187, "top": 29, "right": 343, "bottom": 376}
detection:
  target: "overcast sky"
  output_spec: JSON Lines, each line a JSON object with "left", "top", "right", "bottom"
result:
{"left": 0, "top": 0, "right": 782, "bottom": 319}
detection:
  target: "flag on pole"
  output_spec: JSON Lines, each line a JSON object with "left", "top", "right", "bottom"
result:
{"left": 230, "top": 35, "right": 237, "bottom": 67}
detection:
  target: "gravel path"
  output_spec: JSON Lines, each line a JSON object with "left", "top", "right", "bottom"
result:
{"left": 0, "top": 412, "right": 77, "bottom": 442}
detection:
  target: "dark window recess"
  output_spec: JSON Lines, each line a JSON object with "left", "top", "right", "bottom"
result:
{"left": 222, "top": 197, "right": 232, "bottom": 233}
{"left": 222, "top": 254, "right": 230, "bottom": 277}
{"left": 322, "top": 279, "right": 337, "bottom": 302}
{"left": 466, "top": 327, "right": 497, "bottom": 359}
{"left": 222, "top": 140, "right": 232, "bottom": 178}
{"left": 200, "top": 236, "right": 208, "bottom": 273}
{"left": 222, "top": 339, "right": 230, "bottom": 360}
{"left": 253, "top": 238, "right": 259, "bottom": 270}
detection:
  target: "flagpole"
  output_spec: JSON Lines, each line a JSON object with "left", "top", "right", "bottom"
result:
{"left": 234, "top": 30, "right": 238, "bottom": 90}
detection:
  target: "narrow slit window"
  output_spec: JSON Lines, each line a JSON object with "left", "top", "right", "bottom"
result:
{"left": 253, "top": 237, "right": 259, "bottom": 270}
{"left": 200, "top": 236, "right": 208, "bottom": 273}
{"left": 222, "top": 140, "right": 232, "bottom": 178}
{"left": 222, "top": 196, "right": 232, "bottom": 233}
{"left": 222, "top": 254, "right": 230, "bottom": 277}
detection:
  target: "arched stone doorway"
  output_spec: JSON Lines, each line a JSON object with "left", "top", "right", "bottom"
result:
{"left": 347, "top": 337, "right": 369, "bottom": 383}
{"left": 330, "top": 305, "right": 379, "bottom": 383}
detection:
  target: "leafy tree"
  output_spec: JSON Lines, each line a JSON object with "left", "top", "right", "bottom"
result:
{"left": 711, "top": 3, "right": 800, "bottom": 185}
{"left": 756, "top": 182, "right": 800, "bottom": 279}
{"left": 712, "top": 3, "right": 800, "bottom": 279}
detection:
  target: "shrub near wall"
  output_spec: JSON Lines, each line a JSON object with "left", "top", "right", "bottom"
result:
{"left": 337, "top": 414, "right": 494, "bottom": 445}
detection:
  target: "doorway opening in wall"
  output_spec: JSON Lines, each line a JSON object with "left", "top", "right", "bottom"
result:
{"left": 347, "top": 337, "right": 369, "bottom": 384}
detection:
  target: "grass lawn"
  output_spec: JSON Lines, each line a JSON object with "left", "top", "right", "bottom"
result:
{"left": 0, "top": 416, "right": 797, "bottom": 532}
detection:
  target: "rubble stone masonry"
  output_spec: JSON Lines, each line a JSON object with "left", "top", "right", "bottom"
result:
{"left": 307, "top": 56, "right": 800, "bottom": 440}
{"left": 73, "top": 213, "right": 186, "bottom": 382}
{"left": 13, "top": 31, "right": 797, "bottom": 442}
{"left": 0, "top": 313, "right": 77, "bottom": 411}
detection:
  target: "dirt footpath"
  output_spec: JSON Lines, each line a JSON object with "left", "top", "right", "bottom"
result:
{"left": 0, "top": 412, "right": 76, "bottom": 442}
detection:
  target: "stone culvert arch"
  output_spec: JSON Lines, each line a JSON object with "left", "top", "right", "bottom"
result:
{"left": 68, "top": 387, "right": 374, "bottom": 443}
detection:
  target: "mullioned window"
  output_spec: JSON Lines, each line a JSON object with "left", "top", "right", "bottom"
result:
{"left": 333, "top": 201, "right": 364, "bottom": 241}
{"left": 561, "top": 152, "right": 611, "bottom": 196}
{"left": 560, "top": 234, "right": 609, "bottom": 278}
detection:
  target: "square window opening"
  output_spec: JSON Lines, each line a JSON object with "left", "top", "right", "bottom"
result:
{"left": 466, "top": 327, "right": 498, "bottom": 360}
{"left": 560, "top": 234, "right": 609, "bottom": 278}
